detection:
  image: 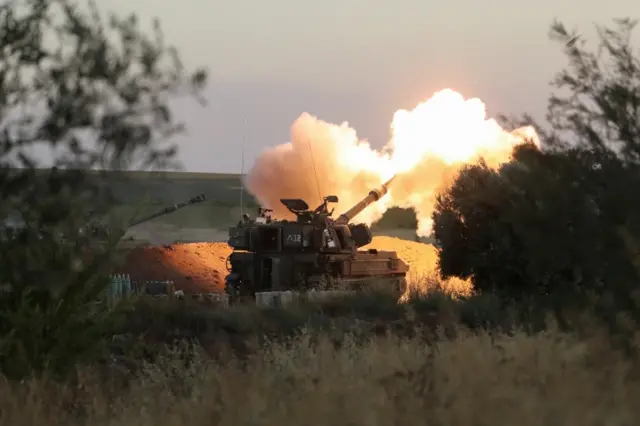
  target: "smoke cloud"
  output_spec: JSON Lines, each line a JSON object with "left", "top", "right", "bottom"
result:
{"left": 245, "top": 90, "right": 538, "bottom": 236}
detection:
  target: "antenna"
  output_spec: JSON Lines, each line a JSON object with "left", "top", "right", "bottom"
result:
{"left": 240, "top": 117, "right": 246, "bottom": 216}
{"left": 306, "top": 138, "right": 322, "bottom": 205}
{"left": 240, "top": 148, "right": 245, "bottom": 216}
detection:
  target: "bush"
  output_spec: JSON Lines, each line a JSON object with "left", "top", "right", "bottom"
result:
{"left": 432, "top": 18, "right": 640, "bottom": 317}
{"left": 0, "top": 0, "right": 207, "bottom": 380}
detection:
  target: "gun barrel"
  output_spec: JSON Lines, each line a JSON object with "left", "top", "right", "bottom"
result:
{"left": 336, "top": 175, "right": 395, "bottom": 224}
{"left": 129, "top": 193, "right": 206, "bottom": 227}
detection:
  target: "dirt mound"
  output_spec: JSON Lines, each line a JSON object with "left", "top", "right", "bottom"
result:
{"left": 118, "top": 236, "right": 469, "bottom": 295}
{"left": 363, "top": 236, "right": 439, "bottom": 278}
{"left": 365, "top": 236, "right": 471, "bottom": 295}
{"left": 118, "top": 242, "right": 232, "bottom": 293}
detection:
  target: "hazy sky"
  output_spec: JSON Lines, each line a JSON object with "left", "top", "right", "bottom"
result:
{"left": 97, "top": 0, "right": 640, "bottom": 173}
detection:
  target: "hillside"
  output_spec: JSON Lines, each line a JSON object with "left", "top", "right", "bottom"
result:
{"left": 27, "top": 168, "right": 422, "bottom": 231}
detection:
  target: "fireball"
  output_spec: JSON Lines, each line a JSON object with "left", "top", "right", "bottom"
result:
{"left": 245, "top": 88, "right": 539, "bottom": 237}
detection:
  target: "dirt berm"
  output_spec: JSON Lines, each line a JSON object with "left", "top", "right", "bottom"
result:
{"left": 118, "top": 236, "right": 463, "bottom": 294}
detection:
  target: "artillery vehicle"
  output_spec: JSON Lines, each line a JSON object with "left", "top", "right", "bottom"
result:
{"left": 78, "top": 193, "right": 207, "bottom": 244}
{"left": 224, "top": 177, "right": 409, "bottom": 303}
{"left": 2, "top": 194, "right": 207, "bottom": 250}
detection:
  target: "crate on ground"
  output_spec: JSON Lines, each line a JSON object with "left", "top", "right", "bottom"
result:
{"left": 141, "top": 280, "right": 176, "bottom": 296}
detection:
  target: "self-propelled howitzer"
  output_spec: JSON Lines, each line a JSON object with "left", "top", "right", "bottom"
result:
{"left": 82, "top": 194, "right": 207, "bottom": 240}
{"left": 128, "top": 194, "right": 207, "bottom": 227}
{"left": 224, "top": 177, "right": 408, "bottom": 303}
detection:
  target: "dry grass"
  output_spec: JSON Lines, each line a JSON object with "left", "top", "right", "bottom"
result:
{"left": 1, "top": 326, "right": 638, "bottom": 426}
{"left": 404, "top": 271, "right": 473, "bottom": 299}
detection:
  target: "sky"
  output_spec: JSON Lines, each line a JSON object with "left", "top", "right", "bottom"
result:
{"left": 95, "top": 0, "right": 640, "bottom": 173}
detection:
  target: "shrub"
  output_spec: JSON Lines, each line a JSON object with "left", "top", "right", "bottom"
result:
{"left": 0, "top": 0, "right": 207, "bottom": 380}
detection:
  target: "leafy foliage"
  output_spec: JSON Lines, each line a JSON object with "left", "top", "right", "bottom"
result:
{"left": 546, "top": 18, "right": 640, "bottom": 159}
{"left": 433, "top": 18, "right": 640, "bottom": 311}
{"left": 373, "top": 206, "right": 419, "bottom": 230}
{"left": 0, "top": 0, "right": 207, "bottom": 379}
{"left": 435, "top": 144, "right": 640, "bottom": 302}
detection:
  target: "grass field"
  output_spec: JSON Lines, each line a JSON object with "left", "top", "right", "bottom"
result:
{"left": 4, "top": 332, "right": 635, "bottom": 426}
{"left": 1, "top": 291, "right": 637, "bottom": 426}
